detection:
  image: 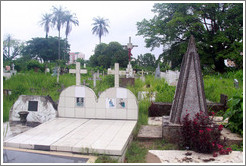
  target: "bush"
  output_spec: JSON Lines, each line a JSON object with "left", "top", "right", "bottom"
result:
{"left": 223, "top": 93, "right": 243, "bottom": 135}
{"left": 180, "top": 111, "right": 225, "bottom": 154}
{"left": 27, "top": 60, "right": 44, "bottom": 72}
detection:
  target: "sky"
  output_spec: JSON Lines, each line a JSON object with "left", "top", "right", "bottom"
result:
{"left": 1, "top": 1, "right": 164, "bottom": 60}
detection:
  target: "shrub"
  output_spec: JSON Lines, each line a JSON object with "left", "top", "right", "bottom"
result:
{"left": 223, "top": 93, "right": 243, "bottom": 135}
{"left": 180, "top": 111, "right": 228, "bottom": 155}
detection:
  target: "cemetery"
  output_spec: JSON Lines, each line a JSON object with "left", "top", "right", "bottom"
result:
{"left": 2, "top": 2, "right": 243, "bottom": 164}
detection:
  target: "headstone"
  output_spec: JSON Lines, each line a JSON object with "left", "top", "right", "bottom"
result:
{"left": 140, "top": 69, "right": 145, "bottom": 82}
{"left": 234, "top": 79, "right": 239, "bottom": 88}
{"left": 155, "top": 64, "right": 161, "bottom": 78}
{"left": 9, "top": 95, "right": 57, "bottom": 125}
{"left": 169, "top": 35, "right": 208, "bottom": 124}
{"left": 126, "top": 62, "right": 134, "bottom": 78}
{"left": 84, "top": 63, "right": 86, "bottom": 68}
{"left": 69, "top": 62, "right": 87, "bottom": 85}
{"left": 52, "top": 67, "right": 58, "bottom": 76}
{"left": 11, "top": 63, "right": 15, "bottom": 71}
{"left": 45, "top": 68, "right": 50, "bottom": 74}
{"left": 160, "top": 70, "right": 180, "bottom": 86}
{"left": 138, "top": 91, "right": 156, "bottom": 101}
{"left": 58, "top": 86, "right": 138, "bottom": 120}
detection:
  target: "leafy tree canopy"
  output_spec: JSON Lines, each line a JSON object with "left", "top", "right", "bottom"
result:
{"left": 137, "top": 3, "right": 243, "bottom": 73}
{"left": 21, "top": 37, "right": 70, "bottom": 62}
{"left": 89, "top": 42, "right": 128, "bottom": 69}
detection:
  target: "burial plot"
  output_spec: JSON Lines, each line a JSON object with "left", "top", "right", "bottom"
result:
{"left": 9, "top": 95, "right": 57, "bottom": 126}
{"left": 160, "top": 70, "right": 180, "bottom": 86}
{"left": 5, "top": 63, "right": 138, "bottom": 162}
{"left": 162, "top": 36, "right": 209, "bottom": 142}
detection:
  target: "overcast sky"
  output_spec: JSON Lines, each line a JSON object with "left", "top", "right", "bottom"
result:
{"left": 1, "top": 1, "right": 164, "bottom": 60}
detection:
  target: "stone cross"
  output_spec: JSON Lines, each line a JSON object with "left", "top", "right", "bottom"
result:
{"left": 107, "top": 63, "right": 126, "bottom": 88}
{"left": 88, "top": 72, "right": 102, "bottom": 87}
{"left": 122, "top": 37, "right": 138, "bottom": 62}
{"left": 69, "top": 62, "right": 87, "bottom": 85}
{"left": 11, "top": 63, "right": 15, "bottom": 71}
{"left": 234, "top": 79, "right": 239, "bottom": 88}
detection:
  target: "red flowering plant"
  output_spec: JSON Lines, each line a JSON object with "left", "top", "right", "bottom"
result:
{"left": 180, "top": 110, "right": 231, "bottom": 156}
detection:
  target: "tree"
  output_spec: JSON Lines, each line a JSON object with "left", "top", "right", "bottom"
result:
{"left": 137, "top": 3, "right": 243, "bottom": 72}
{"left": 21, "top": 37, "right": 70, "bottom": 62}
{"left": 52, "top": 5, "right": 67, "bottom": 61}
{"left": 3, "top": 35, "right": 24, "bottom": 61}
{"left": 89, "top": 42, "right": 128, "bottom": 68}
{"left": 92, "top": 17, "right": 109, "bottom": 44}
{"left": 39, "top": 13, "right": 52, "bottom": 38}
{"left": 137, "top": 53, "right": 156, "bottom": 70}
{"left": 64, "top": 12, "right": 79, "bottom": 59}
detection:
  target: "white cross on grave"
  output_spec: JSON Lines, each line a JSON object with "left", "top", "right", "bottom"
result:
{"left": 69, "top": 62, "right": 87, "bottom": 85}
{"left": 107, "top": 63, "right": 126, "bottom": 88}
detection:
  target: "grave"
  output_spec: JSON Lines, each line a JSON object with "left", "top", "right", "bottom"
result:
{"left": 155, "top": 64, "right": 161, "bottom": 79}
{"left": 9, "top": 95, "right": 57, "bottom": 126}
{"left": 138, "top": 91, "right": 156, "bottom": 102}
{"left": 140, "top": 69, "right": 145, "bottom": 82}
{"left": 4, "top": 63, "right": 138, "bottom": 162}
{"left": 162, "top": 36, "right": 209, "bottom": 142}
{"left": 160, "top": 70, "right": 180, "bottom": 86}
{"left": 3, "top": 63, "right": 17, "bottom": 80}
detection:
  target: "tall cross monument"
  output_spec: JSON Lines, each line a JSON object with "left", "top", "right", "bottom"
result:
{"left": 123, "top": 37, "right": 138, "bottom": 62}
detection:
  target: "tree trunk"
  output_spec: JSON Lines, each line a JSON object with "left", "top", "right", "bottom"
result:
{"left": 214, "top": 57, "right": 226, "bottom": 73}
{"left": 57, "top": 30, "right": 61, "bottom": 83}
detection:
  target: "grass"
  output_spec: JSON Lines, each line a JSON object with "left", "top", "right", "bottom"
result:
{"left": 2, "top": 69, "right": 243, "bottom": 163}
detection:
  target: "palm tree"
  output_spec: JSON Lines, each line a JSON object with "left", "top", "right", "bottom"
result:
{"left": 92, "top": 17, "right": 109, "bottom": 44}
{"left": 51, "top": 5, "right": 67, "bottom": 83}
{"left": 64, "top": 12, "right": 79, "bottom": 59}
{"left": 39, "top": 13, "right": 52, "bottom": 38}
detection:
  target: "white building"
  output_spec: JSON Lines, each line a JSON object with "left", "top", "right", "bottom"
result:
{"left": 68, "top": 52, "right": 85, "bottom": 64}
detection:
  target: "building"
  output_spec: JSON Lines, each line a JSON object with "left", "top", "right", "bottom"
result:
{"left": 68, "top": 52, "right": 85, "bottom": 64}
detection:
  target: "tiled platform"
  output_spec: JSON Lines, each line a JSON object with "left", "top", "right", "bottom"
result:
{"left": 4, "top": 118, "right": 137, "bottom": 156}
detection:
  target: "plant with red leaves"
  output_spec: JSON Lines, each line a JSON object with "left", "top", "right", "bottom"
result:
{"left": 180, "top": 111, "right": 226, "bottom": 154}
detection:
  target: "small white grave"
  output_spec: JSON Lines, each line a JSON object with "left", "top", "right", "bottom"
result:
{"left": 160, "top": 70, "right": 180, "bottom": 86}
{"left": 9, "top": 95, "right": 57, "bottom": 124}
{"left": 138, "top": 91, "right": 156, "bottom": 101}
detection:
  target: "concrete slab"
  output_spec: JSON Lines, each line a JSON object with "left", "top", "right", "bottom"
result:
{"left": 137, "top": 125, "right": 162, "bottom": 139}
{"left": 149, "top": 150, "right": 243, "bottom": 163}
{"left": 4, "top": 118, "right": 137, "bottom": 157}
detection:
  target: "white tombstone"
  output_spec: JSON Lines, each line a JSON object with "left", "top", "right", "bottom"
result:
{"left": 126, "top": 62, "right": 134, "bottom": 78}
{"left": 84, "top": 63, "right": 86, "bottom": 68}
{"left": 58, "top": 86, "right": 138, "bottom": 120}
{"left": 69, "top": 62, "right": 87, "bottom": 85}
{"left": 9, "top": 95, "right": 57, "bottom": 124}
{"left": 140, "top": 69, "right": 145, "bottom": 82}
{"left": 160, "top": 70, "right": 180, "bottom": 86}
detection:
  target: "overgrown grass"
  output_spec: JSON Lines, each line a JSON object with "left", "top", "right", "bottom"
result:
{"left": 95, "top": 155, "right": 118, "bottom": 163}
{"left": 125, "top": 141, "right": 148, "bottom": 163}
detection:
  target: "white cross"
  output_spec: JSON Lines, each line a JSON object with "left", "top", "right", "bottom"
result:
{"left": 69, "top": 62, "right": 87, "bottom": 85}
{"left": 107, "top": 63, "right": 126, "bottom": 88}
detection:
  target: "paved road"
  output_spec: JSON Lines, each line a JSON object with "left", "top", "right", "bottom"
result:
{"left": 3, "top": 149, "right": 89, "bottom": 163}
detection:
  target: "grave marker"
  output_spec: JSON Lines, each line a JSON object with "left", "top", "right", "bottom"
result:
{"left": 122, "top": 36, "right": 138, "bottom": 62}
{"left": 155, "top": 64, "right": 161, "bottom": 78}
{"left": 108, "top": 63, "right": 126, "bottom": 87}
{"left": 69, "top": 62, "right": 87, "bottom": 85}
{"left": 169, "top": 35, "right": 208, "bottom": 124}
{"left": 234, "top": 79, "right": 239, "bottom": 88}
